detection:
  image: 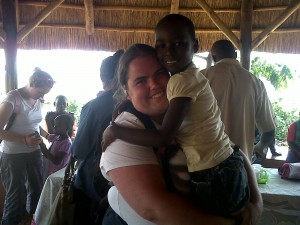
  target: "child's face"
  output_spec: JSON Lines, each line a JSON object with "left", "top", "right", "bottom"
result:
{"left": 53, "top": 119, "right": 68, "bottom": 135}
{"left": 55, "top": 98, "right": 67, "bottom": 113}
{"left": 155, "top": 21, "right": 198, "bottom": 75}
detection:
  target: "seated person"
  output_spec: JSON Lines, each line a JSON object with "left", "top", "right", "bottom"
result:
{"left": 45, "top": 95, "right": 76, "bottom": 138}
{"left": 286, "top": 112, "right": 300, "bottom": 163}
{"left": 40, "top": 114, "right": 73, "bottom": 179}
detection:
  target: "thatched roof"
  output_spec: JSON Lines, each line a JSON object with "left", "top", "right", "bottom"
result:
{"left": 1, "top": 0, "right": 300, "bottom": 54}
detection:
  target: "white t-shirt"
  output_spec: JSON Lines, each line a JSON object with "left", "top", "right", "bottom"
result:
{"left": 1, "top": 90, "right": 43, "bottom": 154}
{"left": 100, "top": 112, "right": 190, "bottom": 225}
{"left": 201, "top": 59, "right": 276, "bottom": 159}
{"left": 167, "top": 63, "right": 233, "bottom": 172}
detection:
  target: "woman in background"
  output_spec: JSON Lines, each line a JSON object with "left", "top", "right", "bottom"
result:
{"left": 0, "top": 68, "right": 54, "bottom": 225}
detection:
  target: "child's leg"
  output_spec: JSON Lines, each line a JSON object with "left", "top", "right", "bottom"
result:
{"left": 211, "top": 149, "right": 250, "bottom": 214}
{"left": 190, "top": 148, "right": 249, "bottom": 215}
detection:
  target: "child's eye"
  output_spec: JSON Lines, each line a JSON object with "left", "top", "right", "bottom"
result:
{"left": 155, "top": 43, "right": 165, "bottom": 49}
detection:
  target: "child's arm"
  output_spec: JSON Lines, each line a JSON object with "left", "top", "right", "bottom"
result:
{"left": 40, "top": 141, "right": 67, "bottom": 165}
{"left": 103, "top": 97, "right": 191, "bottom": 149}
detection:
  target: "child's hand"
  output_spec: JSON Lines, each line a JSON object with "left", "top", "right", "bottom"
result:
{"left": 101, "top": 123, "right": 117, "bottom": 152}
{"left": 47, "top": 134, "right": 56, "bottom": 142}
{"left": 25, "top": 133, "right": 42, "bottom": 148}
{"left": 112, "top": 100, "right": 132, "bottom": 121}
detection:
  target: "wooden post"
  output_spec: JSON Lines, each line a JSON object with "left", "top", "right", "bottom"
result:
{"left": 2, "top": 0, "right": 18, "bottom": 92}
{"left": 240, "top": 0, "right": 253, "bottom": 70}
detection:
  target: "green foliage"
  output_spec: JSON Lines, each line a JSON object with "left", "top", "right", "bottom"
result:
{"left": 272, "top": 101, "right": 299, "bottom": 142}
{"left": 67, "top": 100, "right": 83, "bottom": 119}
{"left": 250, "top": 57, "right": 293, "bottom": 91}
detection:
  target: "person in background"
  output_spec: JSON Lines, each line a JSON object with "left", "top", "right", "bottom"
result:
{"left": 71, "top": 50, "right": 124, "bottom": 225}
{"left": 40, "top": 114, "right": 73, "bottom": 180}
{"left": 201, "top": 39, "right": 276, "bottom": 161}
{"left": 45, "top": 95, "right": 76, "bottom": 138}
{"left": 0, "top": 68, "right": 54, "bottom": 225}
{"left": 286, "top": 112, "right": 300, "bottom": 163}
{"left": 101, "top": 43, "right": 262, "bottom": 225}
{"left": 254, "top": 127, "right": 281, "bottom": 157}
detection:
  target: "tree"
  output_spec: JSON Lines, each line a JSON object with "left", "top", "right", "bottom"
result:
{"left": 250, "top": 57, "right": 293, "bottom": 91}
{"left": 251, "top": 57, "right": 297, "bottom": 143}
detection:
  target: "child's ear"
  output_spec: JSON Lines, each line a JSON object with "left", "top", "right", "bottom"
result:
{"left": 193, "top": 39, "right": 199, "bottom": 53}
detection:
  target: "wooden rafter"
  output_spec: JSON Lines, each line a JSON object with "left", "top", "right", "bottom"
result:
{"left": 170, "top": 0, "right": 180, "bottom": 14}
{"left": 12, "top": 23, "right": 300, "bottom": 34}
{"left": 252, "top": 0, "right": 300, "bottom": 50}
{"left": 17, "top": 0, "right": 64, "bottom": 43}
{"left": 18, "top": 1, "right": 289, "bottom": 13}
{"left": 84, "top": 0, "right": 94, "bottom": 35}
{"left": 195, "top": 0, "right": 241, "bottom": 50}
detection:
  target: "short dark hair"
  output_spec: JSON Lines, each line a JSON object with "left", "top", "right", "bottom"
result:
{"left": 55, "top": 114, "right": 74, "bottom": 132}
{"left": 100, "top": 49, "right": 124, "bottom": 84}
{"left": 156, "top": 14, "right": 196, "bottom": 39}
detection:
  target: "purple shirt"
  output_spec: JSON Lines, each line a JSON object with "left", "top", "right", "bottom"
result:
{"left": 45, "top": 136, "right": 72, "bottom": 177}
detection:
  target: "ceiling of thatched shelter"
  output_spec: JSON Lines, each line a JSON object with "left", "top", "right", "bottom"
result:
{"left": 1, "top": 0, "right": 300, "bottom": 54}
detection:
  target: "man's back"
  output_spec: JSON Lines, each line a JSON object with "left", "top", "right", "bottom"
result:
{"left": 202, "top": 58, "right": 275, "bottom": 159}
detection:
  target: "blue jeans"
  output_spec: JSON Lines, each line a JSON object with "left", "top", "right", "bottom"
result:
{"left": 190, "top": 148, "right": 250, "bottom": 215}
{"left": 0, "top": 150, "right": 43, "bottom": 225}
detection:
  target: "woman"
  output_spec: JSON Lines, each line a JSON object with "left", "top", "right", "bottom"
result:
{"left": 0, "top": 68, "right": 54, "bottom": 225}
{"left": 100, "top": 44, "right": 262, "bottom": 225}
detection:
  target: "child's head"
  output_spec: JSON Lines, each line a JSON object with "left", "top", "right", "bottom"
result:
{"left": 54, "top": 95, "right": 68, "bottom": 113}
{"left": 54, "top": 114, "right": 74, "bottom": 136}
{"left": 155, "top": 14, "right": 199, "bottom": 75}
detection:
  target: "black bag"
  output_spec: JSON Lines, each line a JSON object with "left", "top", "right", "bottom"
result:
{"left": 47, "top": 157, "right": 79, "bottom": 225}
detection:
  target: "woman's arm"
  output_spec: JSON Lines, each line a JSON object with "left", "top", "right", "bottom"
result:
{"left": 239, "top": 150, "right": 263, "bottom": 225}
{"left": 0, "top": 102, "right": 40, "bottom": 147}
{"left": 103, "top": 97, "right": 191, "bottom": 149}
{"left": 108, "top": 164, "right": 234, "bottom": 225}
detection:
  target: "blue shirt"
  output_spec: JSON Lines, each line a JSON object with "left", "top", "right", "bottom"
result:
{"left": 72, "top": 90, "right": 115, "bottom": 201}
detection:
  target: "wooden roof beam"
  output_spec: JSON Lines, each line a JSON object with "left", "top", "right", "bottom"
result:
{"left": 170, "top": 0, "right": 180, "bottom": 14}
{"left": 17, "top": 0, "right": 64, "bottom": 43}
{"left": 195, "top": 0, "right": 241, "bottom": 50}
{"left": 84, "top": 0, "right": 94, "bottom": 35}
{"left": 252, "top": 0, "right": 300, "bottom": 50}
{"left": 19, "top": 1, "right": 289, "bottom": 13}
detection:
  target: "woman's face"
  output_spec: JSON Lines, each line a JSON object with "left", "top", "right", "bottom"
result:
{"left": 30, "top": 86, "right": 52, "bottom": 100}
{"left": 126, "top": 55, "right": 170, "bottom": 119}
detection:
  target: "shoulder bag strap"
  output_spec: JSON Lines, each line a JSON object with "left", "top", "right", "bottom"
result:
{"left": 125, "top": 103, "right": 175, "bottom": 191}
{"left": 4, "top": 90, "right": 22, "bottom": 131}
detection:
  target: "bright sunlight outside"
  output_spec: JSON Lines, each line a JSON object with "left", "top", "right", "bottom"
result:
{"left": 1, "top": 49, "right": 300, "bottom": 112}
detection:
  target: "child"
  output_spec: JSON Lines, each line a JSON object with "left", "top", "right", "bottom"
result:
{"left": 45, "top": 95, "right": 76, "bottom": 138}
{"left": 40, "top": 114, "right": 73, "bottom": 179}
{"left": 103, "top": 14, "right": 250, "bottom": 217}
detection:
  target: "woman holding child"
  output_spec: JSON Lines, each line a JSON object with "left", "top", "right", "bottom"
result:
{"left": 100, "top": 43, "right": 262, "bottom": 225}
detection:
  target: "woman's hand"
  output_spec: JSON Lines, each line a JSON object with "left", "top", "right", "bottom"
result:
{"left": 101, "top": 123, "right": 117, "bottom": 152}
{"left": 238, "top": 201, "right": 262, "bottom": 225}
{"left": 24, "top": 133, "right": 42, "bottom": 148}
